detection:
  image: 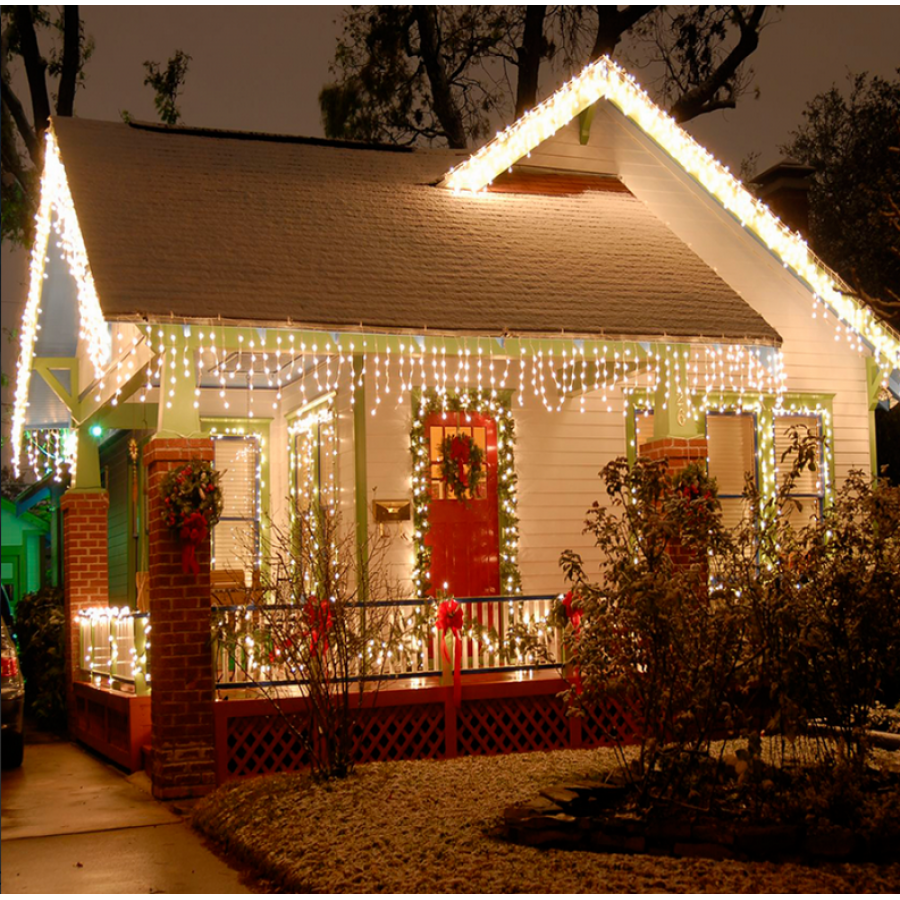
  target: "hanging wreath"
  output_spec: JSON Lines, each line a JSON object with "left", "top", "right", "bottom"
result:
{"left": 439, "top": 433, "right": 485, "bottom": 502}
{"left": 160, "top": 458, "right": 224, "bottom": 574}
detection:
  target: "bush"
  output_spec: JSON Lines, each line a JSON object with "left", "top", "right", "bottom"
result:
{"left": 560, "top": 457, "right": 750, "bottom": 804}
{"left": 15, "top": 586, "right": 67, "bottom": 731}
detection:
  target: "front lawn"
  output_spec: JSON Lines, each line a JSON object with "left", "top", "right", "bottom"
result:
{"left": 193, "top": 746, "right": 900, "bottom": 893}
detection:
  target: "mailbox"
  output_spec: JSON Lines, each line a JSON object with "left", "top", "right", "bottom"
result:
{"left": 372, "top": 500, "right": 411, "bottom": 522}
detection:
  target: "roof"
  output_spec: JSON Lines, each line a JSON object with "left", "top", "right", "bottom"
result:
{"left": 52, "top": 117, "right": 780, "bottom": 344}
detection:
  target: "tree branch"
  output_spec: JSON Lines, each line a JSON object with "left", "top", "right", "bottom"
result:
{"left": 56, "top": 5, "right": 80, "bottom": 117}
{"left": 413, "top": 7, "right": 467, "bottom": 149}
{"left": 514, "top": 5, "right": 547, "bottom": 118}
{"left": 0, "top": 70, "right": 40, "bottom": 164}
{"left": 12, "top": 7, "right": 51, "bottom": 138}
{"left": 591, "top": 6, "right": 658, "bottom": 60}
{"left": 669, "top": 6, "right": 766, "bottom": 124}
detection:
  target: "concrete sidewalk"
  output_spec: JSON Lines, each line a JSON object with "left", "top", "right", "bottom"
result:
{"left": 1, "top": 738, "right": 251, "bottom": 894}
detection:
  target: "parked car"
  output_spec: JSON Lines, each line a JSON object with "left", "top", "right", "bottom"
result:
{"left": 1, "top": 595, "right": 25, "bottom": 768}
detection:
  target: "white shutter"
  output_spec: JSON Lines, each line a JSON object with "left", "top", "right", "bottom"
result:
{"left": 216, "top": 438, "right": 258, "bottom": 518}
{"left": 774, "top": 415, "right": 822, "bottom": 498}
{"left": 707, "top": 414, "right": 756, "bottom": 496}
{"left": 213, "top": 436, "right": 259, "bottom": 576}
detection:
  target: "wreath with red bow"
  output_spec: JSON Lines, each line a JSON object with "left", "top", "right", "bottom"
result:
{"left": 439, "top": 433, "right": 485, "bottom": 502}
{"left": 160, "top": 458, "right": 224, "bottom": 574}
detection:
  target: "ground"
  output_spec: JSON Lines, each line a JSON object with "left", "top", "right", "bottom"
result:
{"left": 1, "top": 729, "right": 252, "bottom": 894}
{"left": 193, "top": 746, "right": 900, "bottom": 893}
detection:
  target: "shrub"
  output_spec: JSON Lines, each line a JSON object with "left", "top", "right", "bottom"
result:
{"left": 15, "top": 586, "right": 67, "bottom": 730}
{"left": 560, "top": 457, "right": 750, "bottom": 804}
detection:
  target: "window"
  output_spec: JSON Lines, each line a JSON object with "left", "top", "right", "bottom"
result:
{"left": 706, "top": 413, "right": 757, "bottom": 530}
{"left": 428, "top": 422, "right": 488, "bottom": 501}
{"left": 212, "top": 435, "right": 261, "bottom": 582}
{"left": 774, "top": 413, "right": 824, "bottom": 524}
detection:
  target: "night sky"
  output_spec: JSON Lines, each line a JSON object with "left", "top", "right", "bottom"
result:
{"left": 3, "top": 5, "right": 899, "bottom": 362}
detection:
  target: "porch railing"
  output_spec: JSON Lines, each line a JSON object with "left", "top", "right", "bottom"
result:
{"left": 75, "top": 608, "right": 151, "bottom": 696}
{"left": 212, "top": 594, "right": 563, "bottom": 690}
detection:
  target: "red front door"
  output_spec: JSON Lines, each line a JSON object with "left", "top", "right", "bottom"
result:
{"left": 425, "top": 412, "right": 500, "bottom": 599}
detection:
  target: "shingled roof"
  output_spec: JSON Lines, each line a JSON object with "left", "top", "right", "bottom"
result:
{"left": 52, "top": 117, "right": 780, "bottom": 344}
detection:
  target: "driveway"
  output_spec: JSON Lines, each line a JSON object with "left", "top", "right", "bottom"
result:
{"left": 1, "top": 735, "right": 251, "bottom": 894}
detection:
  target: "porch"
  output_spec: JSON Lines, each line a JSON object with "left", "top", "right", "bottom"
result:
{"left": 70, "top": 593, "right": 641, "bottom": 783}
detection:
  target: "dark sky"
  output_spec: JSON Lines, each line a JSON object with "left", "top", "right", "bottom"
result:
{"left": 3, "top": 5, "right": 900, "bottom": 341}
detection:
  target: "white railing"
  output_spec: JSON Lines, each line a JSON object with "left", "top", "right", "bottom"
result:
{"left": 75, "top": 607, "right": 150, "bottom": 695}
{"left": 211, "top": 594, "right": 563, "bottom": 689}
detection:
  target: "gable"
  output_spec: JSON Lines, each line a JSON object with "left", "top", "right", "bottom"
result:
{"left": 443, "top": 56, "right": 900, "bottom": 380}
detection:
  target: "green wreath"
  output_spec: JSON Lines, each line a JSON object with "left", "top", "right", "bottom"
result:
{"left": 160, "top": 458, "right": 224, "bottom": 533}
{"left": 439, "top": 433, "right": 485, "bottom": 502}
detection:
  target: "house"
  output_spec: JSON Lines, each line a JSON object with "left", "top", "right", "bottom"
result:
{"left": 11, "top": 57, "right": 899, "bottom": 797}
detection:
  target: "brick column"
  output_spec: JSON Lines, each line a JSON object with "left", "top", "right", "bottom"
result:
{"left": 641, "top": 437, "right": 709, "bottom": 570}
{"left": 144, "top": 437, "right": 216, "bottom": 800}
{"left": 61, "top": 490, "right": 109, "bottom": 726}
{"left": 640, "top": 437, "right": 708, "bottom": 477}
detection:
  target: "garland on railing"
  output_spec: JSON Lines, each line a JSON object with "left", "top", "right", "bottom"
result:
{"left": 410, "top": 390, "right": 522, "bottom": 599}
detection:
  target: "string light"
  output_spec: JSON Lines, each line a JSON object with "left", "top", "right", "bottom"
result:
{"left": 442, "top": 56, "right": 900, "bottom": 373}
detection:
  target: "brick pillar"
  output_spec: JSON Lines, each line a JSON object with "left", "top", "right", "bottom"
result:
{"left": 144, "top": 437, "right": 216, "bottom": 800}
{"left": 61, "top": 490, "right": 110, "bottom": 726}
{"left": 641, "top": 437, "right": 709, "bottom": 570}
{"left": 640, "top": 437, "right": 708, "bottom": 476}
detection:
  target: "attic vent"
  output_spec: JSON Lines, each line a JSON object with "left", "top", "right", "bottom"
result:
{"left": 486, "top": 168, "right": 631, "bottom": 196}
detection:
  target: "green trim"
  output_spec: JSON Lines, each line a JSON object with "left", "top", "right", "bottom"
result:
{"left": 135, "top": 322, "right": 777, "bottom": 360}
{"left": 866, "top": 357, "right": 886, "bottom": 478}
{"left": 352, "top": 356, "right": 369, "bottom": 587}
{"left": 72, "top": 425, "right": 103, "bottom": 490}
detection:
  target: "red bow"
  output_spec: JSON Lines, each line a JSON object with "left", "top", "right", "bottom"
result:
{"left": 561, "top": 591, "right": 582, "bottom": 633}
{"left": 305, "top": 596, "right": 333, "bottom": 657}
{"left": 448, "top": 435, "right": 471, "bottom": 467}
{"left": 561, "top": 591, "right": 584, "bottom": 696}
{"left": 437, "top": 599, "right": 464, "bottom": 706}
{"left": 179, "top": 511, "right": 208, "bottom": 574}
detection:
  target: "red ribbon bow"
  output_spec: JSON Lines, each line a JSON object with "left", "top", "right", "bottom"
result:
{"left": 448, "top": 435, "right": 471, "bottom": 467}
{"left": 179, "top": 511, "right": 209, "bottom": 575}
{"left": 305, "top": 596, "right": 333, "bottom": 657}
{"left": 561, "top": 591, "right": 584, "bottom": 696}
{"left": 437, "top": 599, "right": 464, "bottom": 706}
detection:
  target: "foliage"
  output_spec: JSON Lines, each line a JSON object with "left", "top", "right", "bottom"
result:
{"left": 561, "top": 426, "right": 900, "bottom": 809}
{"left": 438, "top": 432, "right": 484, "bottom": 503}
{"left": 780, "top": 70, "right": 900, "bottom": 328}
{"left": 560, "top": 457, "right": 747, "bottom": 804}
{"left": 15, "top": 586, "right": 66, "bottom": 730}
{"left": 1, "top": 464, "right": 27, "bottom": 501}
{"left": 142, "top": 49, "right": 191, "bottom": 126}
{"left": 320, "top": 6, "right": 775, "bottom": 148}
{"left": 215, "top": 504, "right": 402, "bottom": 780}
{"left": 1, "top": 6, "right": 93, "bottom": 245}
{"left": 160, "top": 458, "right": 223, "bottom": 532}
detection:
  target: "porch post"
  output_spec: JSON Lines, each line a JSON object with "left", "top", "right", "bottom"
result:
{"left": 144, "top": 436, "right": 216, "bottom": 799}
{"left": 61, "top": 486, "right": 109, "bottom": 729}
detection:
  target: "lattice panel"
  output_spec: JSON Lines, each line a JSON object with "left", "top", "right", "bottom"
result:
{"left": 226, "top": 714, "right": 311, "bottom": 777}
{"left": 580, "top": 696, "right": 643, "bottom": 747}
{"left": 456, "top": 695, "right": 570, "bottom": 756}
{"left": 352, "top": 703, "right": 445, "bottom": 764}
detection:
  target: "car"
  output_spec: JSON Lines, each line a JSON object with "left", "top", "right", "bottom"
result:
{"left": 1, "top": 611, "right": 25, "bottom": 769}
